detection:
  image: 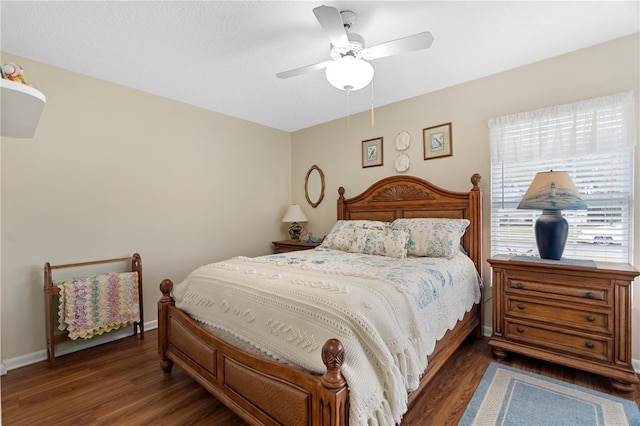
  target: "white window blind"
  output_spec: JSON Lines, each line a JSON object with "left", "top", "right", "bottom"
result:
{"left": 489, "top": 92, "right": 636, "bottom": 262}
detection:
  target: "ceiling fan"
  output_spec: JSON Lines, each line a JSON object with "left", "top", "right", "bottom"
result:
{"left": 276, "top": 5, "right": 434, "bottom": 91}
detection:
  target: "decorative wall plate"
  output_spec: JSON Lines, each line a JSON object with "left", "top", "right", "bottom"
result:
{"left": 395, "top": 131, "right": 411, "bottom": 151}
{"left": 395, "top": 153, "right": 410, "bottom": 173}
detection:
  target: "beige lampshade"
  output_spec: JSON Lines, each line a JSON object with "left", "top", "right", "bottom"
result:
{"left": 517, "top": 171, "right": 587, "bottom": 211}
{"left": 282, "top": 204, "right": 308, "bottom": 223}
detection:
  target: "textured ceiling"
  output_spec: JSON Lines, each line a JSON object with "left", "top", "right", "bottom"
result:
{"left": 1, "top": 1, "right": 638, "bottom": 132}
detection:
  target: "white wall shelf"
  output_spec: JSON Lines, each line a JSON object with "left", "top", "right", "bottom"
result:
{"left": 1, "top": 78, "right": 46, "bottom": 138}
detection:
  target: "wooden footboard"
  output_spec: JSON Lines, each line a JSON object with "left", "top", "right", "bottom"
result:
{"left": 158, "top": 279, "right": 349, "bottom": 426}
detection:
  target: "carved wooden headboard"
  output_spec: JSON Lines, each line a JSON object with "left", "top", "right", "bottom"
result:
{"left": 337, "top": 174, "right": 482, "bottom": 275}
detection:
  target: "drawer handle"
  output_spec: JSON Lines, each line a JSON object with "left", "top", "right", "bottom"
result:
{"left": 585, "top": 341, "right": 594, "bottom": 349}
{"left": 515, "top": 282, "right": 524, "bottom": 289}
{"left": 517, "top": 303, "right": 525, "bottom": 310}
{"left": 517, "top": 327, "right": 524, "bottom": 333}
{"left": 586, "top": 292, "right": 595, "bottom": 299}
{"left": 586, "top": 315, "right": 595, "bottom": 322}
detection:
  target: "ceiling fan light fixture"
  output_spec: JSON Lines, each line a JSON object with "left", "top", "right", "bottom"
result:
{"left": 325, "top": 56, "right": 374, "bottom": 91}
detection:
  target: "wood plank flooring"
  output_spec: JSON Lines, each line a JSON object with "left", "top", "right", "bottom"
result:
{"left": 2, "top": 329, "right": 639, "bottom": 425}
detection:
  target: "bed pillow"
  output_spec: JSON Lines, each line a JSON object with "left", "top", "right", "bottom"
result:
{"left": 349, "top": 228, "right": 408, "bottom": 258}
{"left": 392, "top": 218, "right": 470, "bottom": 258}
{"left": 320, "top": 220, "right": 389, "bottom": 251}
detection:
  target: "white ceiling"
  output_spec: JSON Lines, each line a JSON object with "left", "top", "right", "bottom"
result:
{"left": 1, "top": 1, "right": 638, "bottom": 132}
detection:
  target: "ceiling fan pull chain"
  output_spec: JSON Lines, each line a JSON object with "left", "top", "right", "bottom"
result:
{"left": 347, "top": 89, "right": 351, "bottom": 129}
{"left": 370, "top": 79, "right": 375, "bottom": 127}
{"left": 370, "top": 103, "right": 374, "bottom": 126}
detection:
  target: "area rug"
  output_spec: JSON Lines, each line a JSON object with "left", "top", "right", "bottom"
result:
{"left": 459, "top": 362, "right": 640, "bottom": 425}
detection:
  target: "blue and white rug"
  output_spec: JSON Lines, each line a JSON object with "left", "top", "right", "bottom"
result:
{"left": 459, "top": 363, "right": 640, "bottom": 425}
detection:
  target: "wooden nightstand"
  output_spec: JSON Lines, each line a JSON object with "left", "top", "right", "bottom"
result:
{"left": 272, "top": 239, "right": 321, "bottom": 254}
{"left": 488, "top": 254, "right": 639, "bottom": 392}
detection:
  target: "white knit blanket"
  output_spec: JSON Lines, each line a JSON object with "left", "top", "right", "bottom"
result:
{"left": 173, "top": 249, "right": 481, "bottom": 425}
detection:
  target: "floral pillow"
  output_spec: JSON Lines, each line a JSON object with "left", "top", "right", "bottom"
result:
{"left": 320, "top": 220, "right": 389, "bottom": 252}
{"left": 350, "top": 228, "right": 408, "bottom": 258}
{"left": 392, "top": 218, "right": 470, "bottom": 258}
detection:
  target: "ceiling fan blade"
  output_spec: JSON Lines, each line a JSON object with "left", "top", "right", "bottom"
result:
{"left": 363, "top": 31, "right": 434, "bottom": 60}
{"left": 276, "top": 60, "right": 333, "bottom": 79}
{"left": 313, "top": 5, "right": 349, "bottom": 48}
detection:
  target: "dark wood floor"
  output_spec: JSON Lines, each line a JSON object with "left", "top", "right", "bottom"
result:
{"left": 2, "top": 329, "right": 639, "bottom": 425}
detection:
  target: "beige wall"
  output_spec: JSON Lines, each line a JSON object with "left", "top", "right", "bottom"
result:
{"left": 0, "top": 53, "right": 292, "bottom": 361}
{"left": 291, "top": 34, "right": 640, "bottom": 359}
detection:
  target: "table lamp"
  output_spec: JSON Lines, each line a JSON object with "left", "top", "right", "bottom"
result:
{"left": 282, "top": 204, "right": 308, "bottom": 240}
{"left": 517, "top": 171, "right": 587, "bottom": 260}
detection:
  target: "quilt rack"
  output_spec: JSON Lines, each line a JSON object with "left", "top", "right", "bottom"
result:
{"left": 44, "top": 253, "right": 144, "bottom": 367}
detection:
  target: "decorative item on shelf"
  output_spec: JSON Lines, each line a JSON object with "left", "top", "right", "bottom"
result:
{"left": 299, "top": 230, "right": 325, "bottom": 244}
{"left": 395, "top": 131, "right": 411, "bottom": 151}
{"left": 362, "top": 137, "right": 383, "bottom": 168}
{"left": 423, "top": 122, "right": 453, "bottom": 160}
{"left": 282, "top": 204, "right": 308, "bottom": 240}
{"left": 2, "top": 63, "right": 32, "bottom": 86}
{"left": 308, "top": 233, "right": 325, "bottom": 243}
{"left": 517, "top": 170, "right": 587, "bottom": 260}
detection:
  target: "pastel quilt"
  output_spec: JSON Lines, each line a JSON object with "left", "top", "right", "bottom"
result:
{"left": 57, "top": 272, "right": 140, "bottom": 340}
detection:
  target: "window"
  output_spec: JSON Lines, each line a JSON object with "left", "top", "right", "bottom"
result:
{"left": 489, "top": 92, "right": 636, "bottom": 262}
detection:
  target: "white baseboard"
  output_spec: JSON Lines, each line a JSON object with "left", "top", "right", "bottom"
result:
{"left": 482, "top": 325, "right": 492, "bottom": 337}
{"left": 1, "top": 320, "right": 157, "bottom": 373}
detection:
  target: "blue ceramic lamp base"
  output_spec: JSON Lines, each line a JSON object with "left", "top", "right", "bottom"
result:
{"left": 288, "top": 222, "right": 302, "bottom": 240}
{"left": 535, "top": 209, "right": 568, "bottom": 260}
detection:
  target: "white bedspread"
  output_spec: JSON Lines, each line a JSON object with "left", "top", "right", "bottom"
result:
{"left": 173, "top": 248, "right": 481, "bottom": 426}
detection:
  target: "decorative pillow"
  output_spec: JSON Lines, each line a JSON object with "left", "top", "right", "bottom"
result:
{"left": 392, "top": 218, "right": 470, "bottom": 258}
{"left": 350, "top": 228, "right": 408, "bottom": 258}
{"left": 320, "top": 220, "right": 389, "bottom": 251}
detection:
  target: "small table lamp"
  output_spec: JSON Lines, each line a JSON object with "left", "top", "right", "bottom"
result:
{"left": 282, "top": 204, "right": 308, "bottom": 240}
{"left": 517, "top": 171, "right": 587, "bottom": 260}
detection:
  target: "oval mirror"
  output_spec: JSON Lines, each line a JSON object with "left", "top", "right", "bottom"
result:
{"left": 305, "top": 165, "right": 325, "bottom": 208}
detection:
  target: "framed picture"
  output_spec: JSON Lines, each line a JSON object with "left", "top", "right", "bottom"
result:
{"left": 362, "top": 137, "right": 383, "bottom": 168}
{"left": 423, "top": 122, "right": 453, "bottom": 160}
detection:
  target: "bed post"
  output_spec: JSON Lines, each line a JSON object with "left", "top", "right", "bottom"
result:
{"left": 469, "top": 173, "right": 483, "bottom": 338}
{"left": 158, "top": 279, "right": 175, "bottom": 375}
{"left": 337, "top": 187, "right": 346, "bottom": 220}
{"left": 318, "top": 338, "right": 349, "bottom": 425}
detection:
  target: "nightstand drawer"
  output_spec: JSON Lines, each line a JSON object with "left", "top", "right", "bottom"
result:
{"left": 506, "top": 277, "right": 609, "bottom": 305}
{"left": 505, "top": 321, "right": 610, "bottom": 362}
{"left": 272, "top": 240, "right": 321, "bottom": 254}
{"left": 506, "top": 297, "right": 611, "bottom": 334}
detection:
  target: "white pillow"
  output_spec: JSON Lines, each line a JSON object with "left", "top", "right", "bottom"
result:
{"left": 350, "top": 228, "right": 408, "bottom": 258}
{"left": 320, "top": 220, "right": 389, "bottom": 251}
{"left": 392, "top": 218, "right": 470, "bottom": 258}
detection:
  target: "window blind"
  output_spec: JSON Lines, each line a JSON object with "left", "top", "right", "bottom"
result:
{"left": 489, "top": 92, "right": 635, "bottom": 263}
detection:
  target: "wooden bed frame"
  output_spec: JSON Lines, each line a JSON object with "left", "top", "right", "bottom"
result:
{"left": 158, "top": 174, "right": 483, "bottom": 426}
